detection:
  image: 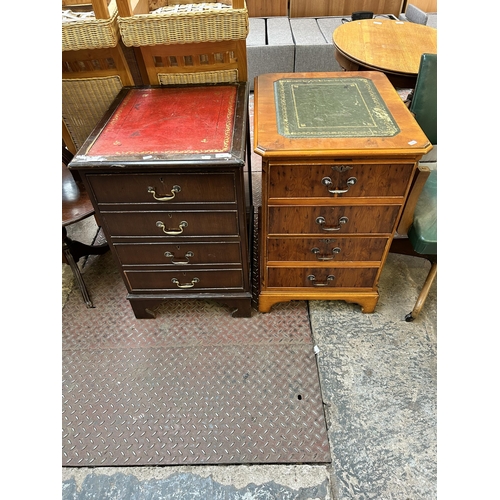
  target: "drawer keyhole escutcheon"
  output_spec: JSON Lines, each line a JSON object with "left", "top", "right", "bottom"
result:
{"left": 311, "top": 247, "right": 341, "bottom": 261}
{"left": 164, "top": 251, "right": 194, "bottom": 264}
{"left": 321, "top": 176, "right": 357, "bottom": 194}
{"left": 156, "top": 220, "right": 188, "bottom": 235}
{"left": 148, "top": 185, "right": 181, "bottom": 201}
{"left": 172, "top": 277, "right": 199, "bottom": 289}
{"left": 308, "top": 274, "right": 335, "bottom": 286}
{"left": 316, "top": 216, "right": 348, "bottom": 231}
{"left": 331, "top": 164, "right": 353, "bottom": 173}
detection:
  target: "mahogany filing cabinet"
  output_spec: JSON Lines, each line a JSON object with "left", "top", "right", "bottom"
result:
{"left": 69, "top": 83, "right": 252, "bottom": 318}
{"left": 254, "top": 72, "right": 432, "bottom": 313}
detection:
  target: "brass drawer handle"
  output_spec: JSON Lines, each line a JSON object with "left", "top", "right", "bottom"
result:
{"left": 315, "top": 216, "right": 348, "bottom": 231}
{"left": 164, "top": 250, "right": 194, "bottom": 264}
{"left": 148, "top": 185, "right": 181, "bottom": 201}
{"left": 307, "top": 274, "right": 335, "bottom": 286}
{"left": 156, "top": 220, "right": 188, "bottom": 235}
{"left": 311, "top": 247, "right": 341, "bottom": 261}
{"left": 321, "top": 176, "right": 357, "bottom": 194}
{"left": 171, "top": 277, "right": 199, "bottom": 289}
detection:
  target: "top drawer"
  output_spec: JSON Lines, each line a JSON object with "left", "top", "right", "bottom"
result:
{"left": 268, "top": 163, "right": 414, "bottom": 199}
{"left": 87, "top": 172, "right": 237, "bottom": 204}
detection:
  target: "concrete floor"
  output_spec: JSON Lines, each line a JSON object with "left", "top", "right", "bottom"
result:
{"left": 61, "top": 93, "right": 437, "bottom": 499}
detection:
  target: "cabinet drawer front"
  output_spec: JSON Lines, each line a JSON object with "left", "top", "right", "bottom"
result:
{"left": 88, "top": 173, "right": 237, "bottom": 204}
{"left": 268, "top": 206, "right": 400, "bottom": 235}
{"left": 124, "top": 269, "right": 244, "bottom": 291}
{"left": 268, "top": 163, "right": 414, "bottom": 199}
{"left": 267, "top": 237, "right": 388, "bottom": 263}
{"left": 268, "top": 267, "right": 378, "bottom": 288}
{"left": 102, "top": 211, "right": 239, "bottom": 237}
{"left": 115, "top": 242, "right": 242, "bottom": 266}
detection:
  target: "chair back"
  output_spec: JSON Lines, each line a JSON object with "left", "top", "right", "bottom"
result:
{"left": 405, "top": 4, "right": 428, "bottom": 25}
{"left": 62, "top": 1, "right": 138, "bottom": 153}
{"left": 409, "top": 169, "right": 437, "bottom": 255}
{"left": 115, "top": 0, "right": 249, "bottom": 85}
{"left": 410, "top": 53, "right": 437, "bottom": 145}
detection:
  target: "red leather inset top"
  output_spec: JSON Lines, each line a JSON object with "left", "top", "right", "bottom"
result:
{"left": 88, "top": 86, "right": 237, "bottom": 156}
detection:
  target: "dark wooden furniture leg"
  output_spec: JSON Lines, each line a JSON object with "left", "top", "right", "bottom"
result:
{"left": 62, "top": 226, "right": 109, "bottom": 308}
{"left": 63, "top": 227, "right": 109, "bottom": 263}
{"left": 63, "top": 146, "right": 109, "bottom": 308}
{"left": 225, "top": 298, "right": 253, "bottom": 318}
{"left": 63, "top": 229, "right": 92, "bottom": 308}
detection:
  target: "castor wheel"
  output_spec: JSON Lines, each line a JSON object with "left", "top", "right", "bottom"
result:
{"left": 405, "top": 312, "right": 415, "bottom": 322}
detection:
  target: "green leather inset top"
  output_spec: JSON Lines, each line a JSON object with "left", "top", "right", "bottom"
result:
{"left": 274, "top": 77, "right": 400, "bottom": 138}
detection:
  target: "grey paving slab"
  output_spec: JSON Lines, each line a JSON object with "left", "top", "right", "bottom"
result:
{"left": 62, "top": 465, "right": 333, "bottom": 499}
{"left": 310, "top": 253, "right": 437, "bottom": 500}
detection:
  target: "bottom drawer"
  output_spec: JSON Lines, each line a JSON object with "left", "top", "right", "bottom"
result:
{"left": 267, "top": 267, "right": 378, "bottom": 288}
{"left": 124, "top": 269, "right": 244, "bottom": 292}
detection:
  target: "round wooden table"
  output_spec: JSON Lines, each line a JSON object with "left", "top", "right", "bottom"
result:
{"left": 333, "top": 19, "right": 437, "bottom": 88}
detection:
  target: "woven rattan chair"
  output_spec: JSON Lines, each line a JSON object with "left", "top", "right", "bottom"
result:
{"left": 115, "top": 0, "right": 249, "bottom": 85}
{"left": 62, "top": 72, "right": 131, "bottom": 154}
{"left": 62, "top": 0, "right": 136, "bottom": 153}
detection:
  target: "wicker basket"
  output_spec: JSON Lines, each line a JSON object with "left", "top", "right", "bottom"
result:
{"left": 62, "top": 0, "right": 120, "bottom": 51}
{"left": 118, "top": 1, "right": 248, "bottom": 47}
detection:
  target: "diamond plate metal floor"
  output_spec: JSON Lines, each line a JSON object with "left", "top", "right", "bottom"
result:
{"left": 62, "top": 209, "right": 330, "bottom": 466}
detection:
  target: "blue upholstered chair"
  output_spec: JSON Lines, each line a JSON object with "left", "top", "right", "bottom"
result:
{"left": 391, "top": 53, "right": 437, "bottom": 321}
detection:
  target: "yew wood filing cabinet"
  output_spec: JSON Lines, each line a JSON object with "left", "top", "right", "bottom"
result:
{"left": 254, "top": 72, "right": 432, "bottom": 313}
{"left": 69, "top": 83, "right": 252, "bottom": 318}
